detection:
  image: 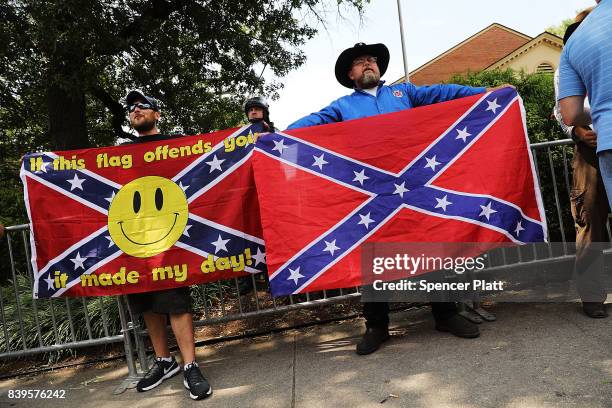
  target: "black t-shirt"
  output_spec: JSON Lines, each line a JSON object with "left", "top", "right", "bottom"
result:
{"left": 120, "top": 133, "right": 183, "bottom": 145}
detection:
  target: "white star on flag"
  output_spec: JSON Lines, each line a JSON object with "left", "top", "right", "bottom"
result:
{"left": 179, "top": 181, "right": 190, "bottom": 192}
{"left": 514, "top": 221, "right": 525, "bottom": 237}
{"left": 479, "top": 202, "right": 498, "bottom": 220}
{"left": 70, "top": 252, "right": 87, "bottom": 270}
{"left": 272, "top": 139, "right": 289, "bottom": 155}
{"left": 205, "top": 155, "right": 225, "bottom": 173}
{"left": 486, "top": 98, "right": 501, "bottom": 114}
{"left": 435, "top": 195, "right": 453, "bottom": 212}
{"left": 455, "top": 127, "right": 472, "bottom": 143}
{"left": 287, "top": 266, "right": 304, "bottom": 285}
{"left": 182, "top": 225, "right": 192, "bottom": 237}
{"left": 323, "top": 239, "right": 340, "bottom": 256}
{"left": 312, "top": 153, "right": 328, "bottom": 170}
{"left": 358, "top": 212, "right": 375, "bottom": 229}
{"left": 44, "top": 276, "right": 55, "bottom": 290}
{"left": 104, "top": 191, "right": 116, "bottom": 203}
{"left": 67, "top": 174, "right": 86, "bottom": 191}
{"left": 393, "top": 182, "right": 409, "bottom": 198}
{"left": 252, "top": 247, "right": 266, "bottom": 266}
{"left": 424, "top": 155, "right": 441, "bottom": 171}
{"left": 211, "top": 234, "right": 230, "bottom": 253}
{"left": 352, "top": 169, "right": 370, "bottom": 185}
{"left": 105, "top": 236, "right": 115, "bottom": 248}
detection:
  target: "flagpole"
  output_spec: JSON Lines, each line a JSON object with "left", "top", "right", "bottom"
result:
{"left": 396, "top": 0, "right": 410, "bottom": 83}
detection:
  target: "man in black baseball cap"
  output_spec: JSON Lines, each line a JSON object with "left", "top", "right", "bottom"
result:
{"left": 125, "top": 90, "right": 161, "bottom": 135}
{"left": 121, "top": 89, "right": 213, "bottom": 400}
{"left": 126, "top": 90, "right": 160, "bottom": 110}
{"left": 286, "top": 42, "right": 512, "bottom": 355}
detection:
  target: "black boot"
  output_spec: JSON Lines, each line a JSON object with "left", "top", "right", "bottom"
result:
{"left": 583, "top": 302, "right": 608, "bottom": 318}
{"left": 356, "top": 326, "right": 390, "bottom": 355}
{"left": 435, "top": 313, "right": 480, "bottom": 338}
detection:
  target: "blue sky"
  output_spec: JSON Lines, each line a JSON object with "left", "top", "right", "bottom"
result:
{"left": 270, "top": 0, "right": 594, "bottom": 129}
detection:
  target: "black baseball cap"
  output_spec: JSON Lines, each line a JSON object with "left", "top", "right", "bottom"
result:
{"left": 125, "top": 90, "right": 160, "bottom": 111}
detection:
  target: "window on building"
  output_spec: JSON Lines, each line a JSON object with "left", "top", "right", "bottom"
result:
{"left": 536, "top": 63, "right": 554, "bottom": 74}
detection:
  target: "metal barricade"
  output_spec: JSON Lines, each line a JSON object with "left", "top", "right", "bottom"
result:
{"left": 1, "top": 138, "right": 609, "bottom": 381}
{"left": 0, "top": 224, "right": 140, "bottom": 383}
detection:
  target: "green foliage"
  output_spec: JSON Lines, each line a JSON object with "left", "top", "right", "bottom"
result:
{"left": 0, "top": 0, "right": 369, "bottom": 150}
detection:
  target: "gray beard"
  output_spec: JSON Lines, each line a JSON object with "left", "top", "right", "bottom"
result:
{"left": 356, "top": 71, "right": 379, "bottom": 89}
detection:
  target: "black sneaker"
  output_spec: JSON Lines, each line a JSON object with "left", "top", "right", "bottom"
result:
{"left": 136, "top": 356, "right": 181, "bottom": 392}
{"left": 583, "top": 302, "right": 608, "bottom": 318}
{"left": 183, "top": 362, "right": 213, "bottom": 400}
{"left": 435, "top": 314, "right": 480, "bottom": 338}
{"left": 356, "top": 326, "right": 390, "bottom": 355}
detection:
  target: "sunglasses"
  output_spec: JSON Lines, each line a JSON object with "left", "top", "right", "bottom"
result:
{"left": 128, "top": 102, "right": 155, "bottom": 112}
{"left": 352, "top": 56, "right": 378, "bottom": 66}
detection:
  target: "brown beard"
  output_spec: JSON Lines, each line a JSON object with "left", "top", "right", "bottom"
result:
{"left": 355, "top": 70, "right": 380, "bottom": 89}
{"left": 132, "top": 117, "right": 156, "bottom": 133}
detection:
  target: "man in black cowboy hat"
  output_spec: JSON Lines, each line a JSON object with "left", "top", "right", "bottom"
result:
{"left": 286, "top": 42, "right": 510, "bottom": 355}
{"left": 287, "top": 42, "right": 506, "bottom": 129}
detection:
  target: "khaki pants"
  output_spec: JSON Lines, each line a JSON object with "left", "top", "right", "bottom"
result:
{"left": 570, "top": 143, "right": 610, "bottom": 303}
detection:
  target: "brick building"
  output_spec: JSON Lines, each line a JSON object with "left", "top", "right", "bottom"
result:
{"left": 393, "top": 23, "right": 563, "bottom": 85}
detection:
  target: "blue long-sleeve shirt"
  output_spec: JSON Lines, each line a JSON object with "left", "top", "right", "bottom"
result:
{"left": 558, "top": 0, "right": 612, "bottom": 153}
{"left": 286, "top": 81, "right": 486, "bottom": 130}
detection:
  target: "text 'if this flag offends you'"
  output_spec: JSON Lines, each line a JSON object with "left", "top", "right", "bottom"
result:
{"left": 21, "top": 123, "right": 267, "bottom": 298}
{"left": 253, "top": 87, "right": 547, "bottom": 297}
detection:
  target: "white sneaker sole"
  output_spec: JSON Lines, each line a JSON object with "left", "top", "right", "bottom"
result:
{"left": 183, "top": 378, "right": 213, "bottom": 400}
{"left": 138, "top": 364, "right": 181, "bottom": 392}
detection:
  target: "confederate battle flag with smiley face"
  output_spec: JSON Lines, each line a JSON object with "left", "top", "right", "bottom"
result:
{"left": 21, "top": 124, "right": 267, "bottom": 298}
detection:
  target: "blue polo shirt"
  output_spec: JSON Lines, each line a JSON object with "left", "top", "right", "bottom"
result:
{"left": 287, "top": 81, "right": 485, "bottom": 129}
{"left": 558, "top": 0, "right": 612, "bottom": 153}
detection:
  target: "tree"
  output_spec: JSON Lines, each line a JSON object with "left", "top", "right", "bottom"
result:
{"left": 0, "top": 0, "right": 367, "bottom": 152}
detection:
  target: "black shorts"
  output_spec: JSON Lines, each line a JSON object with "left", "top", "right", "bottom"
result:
{"left": 127, "top": 287, "right": 192, "bottom": 315}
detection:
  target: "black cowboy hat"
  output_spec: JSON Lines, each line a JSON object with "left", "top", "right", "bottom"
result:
{"left": 334, "top": 42, "right": 390, "bottom": 88}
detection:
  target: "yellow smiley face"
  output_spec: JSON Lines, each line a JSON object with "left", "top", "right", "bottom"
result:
{"left": 108, "top": 176, "right": 188, "bottom": 258}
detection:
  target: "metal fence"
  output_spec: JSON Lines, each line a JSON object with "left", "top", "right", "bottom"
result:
{"left": 1, "top": 138, "right": 610, "bottom": 383}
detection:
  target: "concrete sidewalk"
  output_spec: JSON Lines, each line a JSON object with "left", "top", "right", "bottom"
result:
{"left": 0, "top": 302, "right": 610, "bottom": 408}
